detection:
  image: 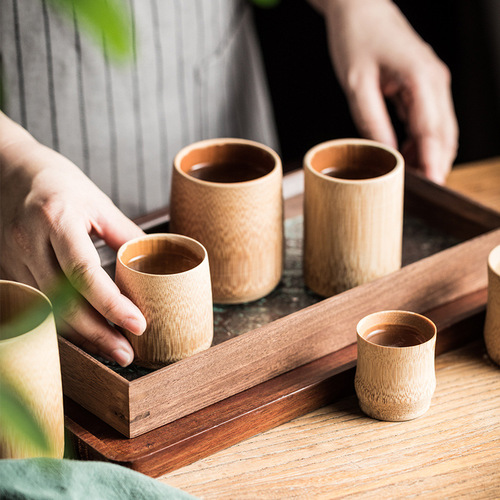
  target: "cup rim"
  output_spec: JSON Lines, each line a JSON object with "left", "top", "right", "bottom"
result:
{"left": 173, "top": 137, "right": 282, "bottom": 188}
{"left": 304, "top": 138, "right": 404, "bottom": 185}
{"left": 488, "top": 244, "right": 500, "bottom": 275}
{"left": 117, "top": 233, "right": 209, "bottom": 277}
{"left": 356, "top": 309, "right": 437, "bottom": 349}
{"left": 0, "top": 280, "right": 54, "bottom": 344}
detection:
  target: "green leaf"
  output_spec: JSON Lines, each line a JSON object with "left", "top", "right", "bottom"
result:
{"left": 0, "top": 278, "right": 79, "bottom": 455}
{"left": 46, "top": 276, "right": 82, "bottom": 320}
{"left": 0, "top": 381, "right": 51, "bottom": 454}
{"left": 252, "top": 0, "right": 281, "bottom": 8}
{"left": 0, "top": 277, "right": 79, "bottom": 342}
{"left": 46, "top": 0, "right": 134, "bottom": 61}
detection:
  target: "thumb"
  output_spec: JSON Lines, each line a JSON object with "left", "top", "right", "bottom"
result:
{"left": 345, "top": 69, "right": 398, "bottom": 149}
{"left": 95, "top": 204, "right": 146, "bottom": 251}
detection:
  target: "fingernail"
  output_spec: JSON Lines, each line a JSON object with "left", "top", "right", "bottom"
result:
{"left": 111, "top": 348, "right": 133, "bottom": 367}
{"left": 123, "top": 316, "right": 146, "bottom": 335}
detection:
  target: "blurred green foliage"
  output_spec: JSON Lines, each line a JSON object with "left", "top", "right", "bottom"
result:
{"left": 252, "top": 0, "right": 281, "bottom": 8}
{"left": 0, "top": 380, "right": 51, "bottom": 455}
{"left": 0, "top": 278, "right": 79, "bottom": 457}
{"left": 47, "top": 0, "right": 134, "bottom": 61}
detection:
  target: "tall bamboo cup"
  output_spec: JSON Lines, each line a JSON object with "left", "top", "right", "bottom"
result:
{"left": 303, "top": 138, "right": 404, "bottom": 297}
{"left": 170, "top": 138, "right": 283, "bottom": 304}
{"left": 0, "top": 280, "right": 64, "bottom": 458}
{"left": 116, "top": 234, "right": 213, "bottom": 369}
{"left": 484, "top": 244, "right": 500, "bottom": 365}
{"left": 355, "top": 310, "right": 437, "bottom": 421}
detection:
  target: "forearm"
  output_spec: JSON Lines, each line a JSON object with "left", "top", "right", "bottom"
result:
{"left": 0, "top": 112, "right": 42, "bottom": 234}
{"left": 0, "top": 111, "right": 42, "bottom": 180}
{"left": 308, "top": 0, "right": 393, "bottom": 15}
{"left": 308, "top": 0, "right": 387, "bottom": 17}
{"left": 0, "top": 111, "right": 37, "bottom": 152}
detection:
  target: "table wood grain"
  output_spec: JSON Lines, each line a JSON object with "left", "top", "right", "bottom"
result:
{"left": 158, "top": 159, "right": 500, "bottom": 498}
{"left": 447, "top": 157, "right": 500, "bottom": 213}
{"left": 161, "top": 341, "right": 499, "bottom": 499}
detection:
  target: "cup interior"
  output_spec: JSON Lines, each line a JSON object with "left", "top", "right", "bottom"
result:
{"left": 177, "top": 142, "right": 276, "bottom": 183}
{"left": 0, "top": 281, "right": 52, "bottom": 341}
{"left": 308, "top": 142, "right": 398, "bottom": 180}
{"left": 357, "top": 310, "right": 436, "bottom": 348}
{"left": 119, "top": 235, "right": 205, "bottom": 276}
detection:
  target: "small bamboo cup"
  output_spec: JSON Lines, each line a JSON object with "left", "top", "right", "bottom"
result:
{"left": 170, "top": 138, "right": 283, "bottom": 304}
{"left": 0, "top": 280, "right": 64, "bottom": 458}
{"left": 115, "top": 234, "right": 213, "bottom": 369}
{"left": 303, "top": 138, "right": 404, "bottom": 297}
{"left": 484, "top": 245, "right": 500, "bottom": 365}
{"left": 355, "top": 310, "right": 437, "bottom": 421}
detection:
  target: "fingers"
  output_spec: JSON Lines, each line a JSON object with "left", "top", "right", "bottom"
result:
{"left": 402, "top": 136, "right": 452, "bottom": 185}
{"left": 49, "top": 222, "right": 147, "bottom": 336}
{"left": 344, "top": 67, "right": 398, "bottom": 149}
{"left": 56, "top": 305, "right": 135, "bottom": 367}
{"left": 22, "top": 231, "right": 138, "bottom": 366}
{"left": 94, "top": 203, "right": 145, "bottom": 252}
{"left": 347, "top": 64, "right": 458, "bottom": 184}
{"left": 402, "top": 65, "right": 458, "bottom": 184}
{"left": 18, "top": 206, "right": 146, "bottom": 365}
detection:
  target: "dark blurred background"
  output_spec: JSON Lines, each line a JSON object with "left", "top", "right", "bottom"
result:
{"left": 252, "top": 0, "right": 500, "bottom": 170}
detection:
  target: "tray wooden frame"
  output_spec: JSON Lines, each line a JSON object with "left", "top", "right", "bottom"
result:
{"left": 62, "top": 169, "right": 500, "bottom": 457}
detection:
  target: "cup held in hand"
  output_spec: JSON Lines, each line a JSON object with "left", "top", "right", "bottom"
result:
{"left": 115, "top": 234, "right": 213, "bottom": 369}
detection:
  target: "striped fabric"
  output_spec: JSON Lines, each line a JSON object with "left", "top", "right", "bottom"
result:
{"left": 0, "top": 0, "right": 278, "bottom": 218}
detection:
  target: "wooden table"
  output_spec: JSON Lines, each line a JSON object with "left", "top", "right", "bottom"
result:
{"left": 158, "top": 159, "right": 500, "bottom": 498}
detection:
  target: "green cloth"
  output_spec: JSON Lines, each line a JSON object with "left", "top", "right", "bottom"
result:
{"left": 0, "top": 458, "right": 196, "bottom": 499}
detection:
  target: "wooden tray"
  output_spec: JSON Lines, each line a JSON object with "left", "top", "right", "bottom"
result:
{"left": 63, "top": 169, "right": 500, "bottom": 474}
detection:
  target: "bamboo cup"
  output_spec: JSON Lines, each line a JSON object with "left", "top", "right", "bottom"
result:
{"left": 484, "top": 244, "right": 500, "bottom": 365}
{"left": 170, "top": 138, "right": 283, "bottom": 304}
{"left": 0, "top": 280, "right": 64, "bottom": 458}
{"left": 115, "top": 234, "right": 213, "bottom": 369}
{"left": 355, "top": 310, "right": 437, "bottom": 421}
{"left": 303, "top": 138, "right": 404, "bottom": 297}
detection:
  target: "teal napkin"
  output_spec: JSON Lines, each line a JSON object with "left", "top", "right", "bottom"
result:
{"left": 0, "top": 458, "right": 196, "bottom": 499}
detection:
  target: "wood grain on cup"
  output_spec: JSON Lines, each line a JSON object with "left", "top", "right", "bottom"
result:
{"left": 303, "top": 139, "right": 404, "bottom": 297}
{"left": 484, "top": 245, "right": 500, "bottom": 365}
{"left": 355, "top": 310, "right": 437, "bottom": 422}
{"left": 116, "top": 234, "right": 213, "bottom": 368}
{"left": 170, "top": 138, "right": 283, "bottom": 304}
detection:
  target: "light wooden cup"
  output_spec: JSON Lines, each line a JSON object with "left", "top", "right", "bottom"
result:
{"left": 170, "top": 138, "right": 283, "bottom": 304}
{"left": 484, "top": 244, "right": 500, "bottom": 365}
{"left": 115, "top": 234, "right": 213, "bottom": 369}
{"left": 355, "top": 310, "right": 437, "bottom": 421}
{"left": 0, "top": 280, "right": 64, "bottom": 458}
{"left": 303, "top": 138, "right": 404, "bottom": 297}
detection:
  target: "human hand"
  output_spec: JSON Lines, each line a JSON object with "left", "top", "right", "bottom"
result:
{"left": 311, "top": 0, "right": 458, "bottom": 184}
{"left": 0, "top": 113, "right": 146, "bottom": 366}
